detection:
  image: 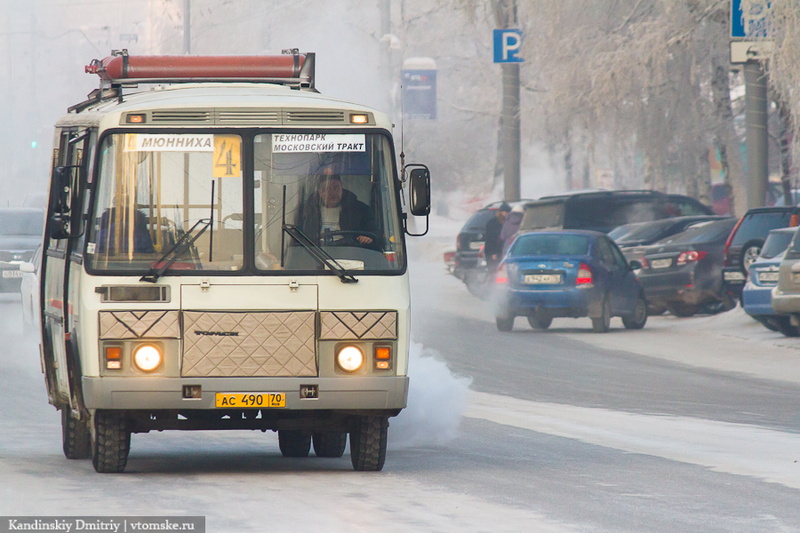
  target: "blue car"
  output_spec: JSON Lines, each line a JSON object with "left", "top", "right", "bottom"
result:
{"left": 492, "top": 230, "right": 648, "bottom": 332}
{"left": 742, "top": 227, "right": 798, "bottom": 336}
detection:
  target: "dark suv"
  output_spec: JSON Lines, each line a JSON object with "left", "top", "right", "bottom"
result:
{"left": 722, "top": 206, "right": 800, "bottom": 301}
{"left": 453, "top": 202, "right": 502, "bottom": 278}
{"left": 453, "top": 200, "right": 531, "bottom": 279}
{"left": 518, "top": 190, "right": 713, "bottom": 234}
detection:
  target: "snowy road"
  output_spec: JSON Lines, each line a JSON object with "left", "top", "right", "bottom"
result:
{"left": 2, "top": 240, "right": 800, "bottom": 531}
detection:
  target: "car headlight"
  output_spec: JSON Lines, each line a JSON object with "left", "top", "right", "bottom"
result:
{"left": 336, "top": 345, "right": 365, "bottom": 373}
{"left": 133, "top": 344, "right": 163, "bottom": 372}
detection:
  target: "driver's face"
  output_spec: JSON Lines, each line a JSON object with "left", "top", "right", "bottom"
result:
{"left": 319, "top": 179, "right": 343, "bottom": 207}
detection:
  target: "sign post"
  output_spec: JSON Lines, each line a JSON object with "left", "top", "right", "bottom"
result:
{"left": 493, "top": 29, "right": 523, "bottom": 202}
{"left": 730, "top": 0, "right": 771, "bottom": 210}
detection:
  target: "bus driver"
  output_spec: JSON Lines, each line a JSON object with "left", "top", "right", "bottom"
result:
{"left": 298, "top": 168, "right": 378, "bottom": 247}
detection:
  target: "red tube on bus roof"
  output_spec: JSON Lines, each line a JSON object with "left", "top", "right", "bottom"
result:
{"left": 85, "top": 54, "right": 307, "bottom": 81}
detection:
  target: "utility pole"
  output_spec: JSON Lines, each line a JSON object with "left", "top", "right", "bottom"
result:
{"left": 183, "top": 0, "right": 191, "bottom": 54}
{"left": 502, "top": 59, "right": 521, "bottom": 202}
{"left": 730, "top": 0, "right": 771, "bottom": 210}
{"left": 743, "top": 60, "right": 768, "bottom": 209}
{"left": 379, "top": 0, "right": 393, "bottom": 115}
{"left": 494, "top": 0, "right": 521, "bottom": 203}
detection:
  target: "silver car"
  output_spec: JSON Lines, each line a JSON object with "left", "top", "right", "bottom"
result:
{"left": 19, "top": 244, "right": 41, "bottom": 336}
{"left": 770, "top": 230, "right": 800, "bottom": 323}
{"left": 0, "top": 207, "right": 44, "bottom": 293}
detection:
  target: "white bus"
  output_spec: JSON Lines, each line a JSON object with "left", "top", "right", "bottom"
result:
{"left": 40, "top": 50, "right": 430, "bottom": 473}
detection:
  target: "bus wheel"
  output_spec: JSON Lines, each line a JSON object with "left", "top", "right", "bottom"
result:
{"left": 313, "top": 432, "right": 347, "bottom": 458}
{"left": 278, "top": 430, "right": 311, "bottom": 457}
{"left": 350, "top": 416, "right": 388, "bottom": 471}
{"left": 61, "top": 408, "right": 91, "bottom": 460}
{"left": 92, "top": 411, "right": 131, "bottom": 473}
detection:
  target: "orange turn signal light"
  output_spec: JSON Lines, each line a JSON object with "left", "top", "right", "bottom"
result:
{"left": 374, "top": 346, "right": 392, "bottom": 370}
{"left": 105, "top": 347, "right": 122, "bottom": 360}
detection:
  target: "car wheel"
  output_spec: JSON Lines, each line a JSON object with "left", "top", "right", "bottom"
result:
{"left": 775, "top": 316, "right": 800, "bottom": 338}
{"left": 527, "top": 315, "right": 552, "bottom": 330}
{"left": 278, "top": 430, "right": 311, "bottom": 458}
{"left": 666, "top": 302, "right": 699, "bottom": 317}
{"left": 350, "top": 415, "right": 388, "bottom": 472}
{"left": 740, "top": 239, "right": 763, "bottom": 274}
{"left": 701, "top": 298, "right": 735, "bottom": 315}
{"left": 622, "top": 294, "right": 648, "bottom": 330}
{"left": 496, "top": 315, "right": 514, "bottom": 332}
{"left": 753, "top": 316, "right": 781, "bottom": 332}
{"left": 591, "top": 295, "right": 611, "bottom": 333}
{"left": 313, "top": 432, "right": 347, "bottom": 458}
{"left": 92, "top": 410, "right": 131, "bottom": 473}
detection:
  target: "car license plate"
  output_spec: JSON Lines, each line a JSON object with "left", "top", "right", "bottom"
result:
{"left": 469, "top": 241, "right": 484, "bottom": 250}
{"left": 215, "top": 392, "right": 286, "bottom": 408}
{"left": 1, "top": 270, "right": 22, "bottom": 278}
{"left": 758, "top": 272, "right": 779, "bottom": 283}
{"left": 651, "top": 258, "right": 672, "bottom": 269}
{"left": 524, "top": 274, "right": 561, "bottom": 284}
{"left": 724, "top": 271, "right": 746, "bottom": 282}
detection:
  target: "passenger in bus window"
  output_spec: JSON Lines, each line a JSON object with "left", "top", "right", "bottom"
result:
{"left": 297, "top": 168, "right": 380, "bottom": 248}
{"left": 96, "top": 208, "right": 155, "bottom": 254}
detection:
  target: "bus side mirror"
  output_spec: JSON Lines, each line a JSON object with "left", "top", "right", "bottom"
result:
{"left": 408, "top": 166, "right": 431, "bottom": 217}
{"left": 48, "top": 165, "right": 80, "bottom": 240}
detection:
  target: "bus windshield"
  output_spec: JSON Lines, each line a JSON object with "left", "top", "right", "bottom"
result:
{"left": 85, "top": 132, "right": 404, "bottom": 274}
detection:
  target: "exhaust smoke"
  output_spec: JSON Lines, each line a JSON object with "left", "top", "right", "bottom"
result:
{"left": 389, "top": 341, "right": 472, "bottom": 449}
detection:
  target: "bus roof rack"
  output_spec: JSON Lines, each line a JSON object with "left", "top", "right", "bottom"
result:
{"left": 72, "top": 49, "right": 316, "bottom": 111}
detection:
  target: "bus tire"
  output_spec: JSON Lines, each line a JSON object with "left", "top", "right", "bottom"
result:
{"left": 61, "top": 408, "right": 91, "bottom": 460}
{"left": 350, "top": 415, "right": 388, "bottom": 471}
{"left": 92, "top": 410, "right": 131, "bottom": 473}
{"left": 313, "top": 432, "right": 347, "bottom": 458}
{"left": 278, "top": 430, "right": 311, "bottom": 457}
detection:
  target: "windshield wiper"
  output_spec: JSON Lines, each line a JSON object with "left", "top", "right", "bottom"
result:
{"left": 282, "top": 223, "right": 358, "bottom": 283}
{"left": 140, "top": 218, "right": 212, "bottom": 283}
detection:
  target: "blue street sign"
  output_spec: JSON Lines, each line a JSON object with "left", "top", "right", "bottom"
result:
{"left": 731, "top": 0, "right": 770, "bottom": 38}
{"left": 402, "top": 69, "right": 437, "bottom": 120}
{"left": 493, "top": 29, "right": 523, "bottom": 63}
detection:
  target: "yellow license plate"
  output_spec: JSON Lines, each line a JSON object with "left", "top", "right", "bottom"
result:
{"left": 215, "top": 392, "right": 286, "bottom": 408}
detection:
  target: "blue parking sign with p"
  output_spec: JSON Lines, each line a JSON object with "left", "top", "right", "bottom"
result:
{"left": 493, "top": 29, "right": 523, "bottom": 63}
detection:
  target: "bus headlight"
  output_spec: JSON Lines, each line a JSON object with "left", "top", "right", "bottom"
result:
{"left": 133, "top": 344, "right": 163, "bottom": 372}
{"left": 336, "top": 345, "right": 365, "bottom": 373}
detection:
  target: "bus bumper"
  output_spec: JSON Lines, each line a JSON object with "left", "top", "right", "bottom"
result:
{"left": 82, "top": 376, "right": 409, "bottom": 411}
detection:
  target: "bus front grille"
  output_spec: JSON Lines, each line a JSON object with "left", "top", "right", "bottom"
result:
{"left": 181, "top": 311, "right": 316, "bottom": 377}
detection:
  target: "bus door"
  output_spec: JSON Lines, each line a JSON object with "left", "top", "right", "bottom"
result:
{"left": 42, "top": 128, "right": 91, "bottom": 410}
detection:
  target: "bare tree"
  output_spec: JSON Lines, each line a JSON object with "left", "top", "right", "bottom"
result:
{"left": 519, "top": 1, "right": 744, "bottom": 206}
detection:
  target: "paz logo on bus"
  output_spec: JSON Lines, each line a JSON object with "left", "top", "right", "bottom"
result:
{"left": 194, "top": 330, "right": 239, "bottom": 337}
